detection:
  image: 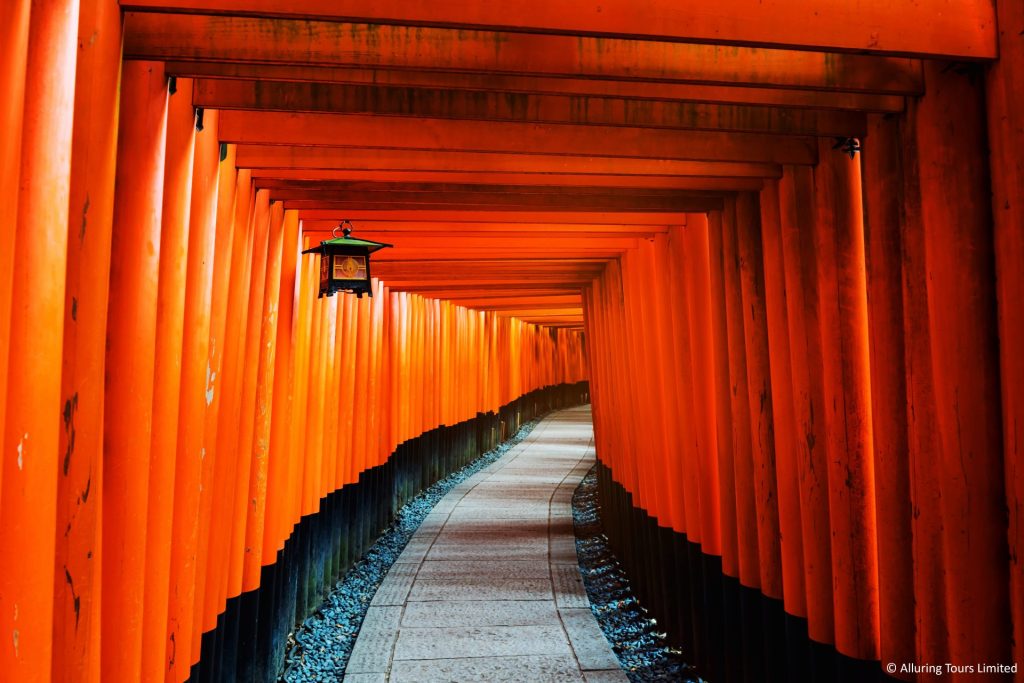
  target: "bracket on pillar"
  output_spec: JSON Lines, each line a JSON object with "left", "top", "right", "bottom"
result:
{"left": 832, "top": 137, "right": 862, "bottom": 158}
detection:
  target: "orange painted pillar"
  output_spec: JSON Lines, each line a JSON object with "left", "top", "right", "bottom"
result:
{"left": 198, "top": 145, "right": 243, "bottom": 637}
{"left": 705, "top": 211, "right": 738, "bottom": 579}
{"left": 186, "top": 110, "right": 225, "bottom": 664}
{"left": 301, "top": 274, "right": 325, "bottom": 514}
{"left": 264, "top": 211, "right": 301, "bottom": 561}
{"left": 812, "top": 138, "right": 879, "bottom": 661}
{"left": 619, "top": 255, "right": 654, "bottom": 517}
{"left": 339, "top": 295, "right": 357, "bottom": 481}
{"left": 53, "top": 1, "right": 121, "bottom": 680}
{"left": 757, "top": 180, "right": 806, "bottom": 619}
{"left": 353, "top": 296, "right": 372, "bottom": 476}
{"left": 139, "top": 76, "right": 195, "bottom": 683}
{"left": 209, "top": 165, "right": 254, "bottom": 615}
{"left": 328, "top": 295, "right": 345, "bottom": 487}
{"left": 651, "top": 236, "right": 690, "bottom": 534}
{"left": 915, "top": 60, "right": 1011, "bottom": 673}
{"left": 290, "top": 244, "right": 314, "bottom": 522}
{"left": 0, "top": 0, "right": 31, "bottom": 510}
{"left": 892, "top": 107, "right": 949, "bottom": 668}
{"left": 623, "top": 247, "right": 672, "bottom": 528}
{"left": 244, "top": 200, "right": 286, "bottom": 591}
{"left": 165, "top": 110, "right": 220, "bottom": 683}
{"left": 312, "top": 276, "right": 329, "bottom": 491}
{"left": 103, "top": 59, "right": 167, "bottom": 681}
{"left": 378, "top": 283, "right": 393, "bottom": 462}
{"left": 0, "top": 1, "right": 79, "bottom": 678}
{"left": 985, "top": 1, "right": 1024, "bottom": 669}
{"left": 227, "top": 189, "right": 271, "bottom": 600}
{"left": 681, "top": 214, "right": 722, "bottom": 557}
{"left": 653, "top": 233, "right": 697, "bottom": 537}
{"left": 735, "top": 192, "right": 783, "bottom": 602}
{"left": 777, "top": 165, "right": 833, "bottom": 645}
{"left": 859, "top": 114, "right": 915, "bottom": 676}
{"left": 720, "top": 200, "right": 761, "bottom": 590}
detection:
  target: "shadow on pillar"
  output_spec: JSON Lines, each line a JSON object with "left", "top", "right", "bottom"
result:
{"left": 595, "top": 460, "right": 896, "bottom": 683}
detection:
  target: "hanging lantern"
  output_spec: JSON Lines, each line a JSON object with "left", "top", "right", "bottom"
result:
{"left": 302, "top": 220, "right": 392, "bottom": 298}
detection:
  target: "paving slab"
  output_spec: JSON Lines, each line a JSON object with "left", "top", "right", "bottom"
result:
{"left": 407, "top": 577, "right": 553, "bottom": 602}
{"left": 346, "top": 406, "right": 625, "bottom": 681}
{"left": 393, "top": 623, "right": 573, "bottom": 660}
{"left": 389, "top": 655, "right": 585, "bottom": 683}
{"left": 415, "top": 559, "right": 551, "bottom": 580}
{"left": 401, "top": 600, "right": 561, "bottom": 628}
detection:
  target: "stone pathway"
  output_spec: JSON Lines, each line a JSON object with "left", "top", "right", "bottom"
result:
{"left": 344, "top": 405, "right": 627, "bottom": 682}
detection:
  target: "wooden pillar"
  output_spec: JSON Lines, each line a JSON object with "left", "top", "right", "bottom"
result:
{"left": 860, "top": 113, "right": 915, "bottom": 676}
{"left": 706, "top": 211, "right": 739, "bottom": 579}
{"left": 210, "top": 167, "right": 254, "bottom": 616}
{"left": 721, "top": 199, "right": 761, "bottom": 590}
{"left": 243, "top": 201, "right": 285, "bottom": 591}
{"left": 896, "top": 103, "right": 949, "bottom": 668}
{"left": 139, "top": 76, "right": 194, "bottom": 683}
{"left": 53, "top": 1, "right": 121, "bottom": 680}
{"left": 758, "top": 180, "right": 807, "bottom": 619}
{"left": 682, "top": 214, "right": 722, "bottom": 557}
{"left": 986, "top": 0, "right": 1024, "bottom": 668}
{"left": 915, "top": 60, "right": 1010, "bottom": 673}
{"left": 659, "top": 230, "right": 700, "bottom": 539}
{"left": 166, "top": 107, "right": 219, "bottom": 683}
{"left": 735, "top": 192, "right": 783, "bottom": 602}
{"left": 103, "top": 59, "right": 167, "bottom": 681}
{"left": 0, "top": 0, "right": 30, "bottom": 515}
{"left": 228, "top": 189, "right": 271, "bottom": 600}
{"left": 625, "top": 244, "right": 676, "bottom": 529}
{"left": 204, "top": 164, "right": 251, "bottom": 625}
{"left": 195, "top": 143, "right": 240, "bottom": 646}
{"left": 188, "top": 111, "right": 227, "bottom": 660}
{"left": 263, "top": 211, "right": 300, "bottom": 563}
{"left": 777, "top": 165, "right": 833, "bottom": 645}
{"left": 0, "top": 1, "right": 79, "bottom": 678}
{"left": 812, "top": 137, "right": 879, "bottom": 661}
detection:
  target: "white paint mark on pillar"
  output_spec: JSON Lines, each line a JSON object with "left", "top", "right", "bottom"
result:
{"left": 205, "top": 361, "right": 215, "bottom": 406}
{"left": 16, "top": 433, "right": 27, "bottom": 470}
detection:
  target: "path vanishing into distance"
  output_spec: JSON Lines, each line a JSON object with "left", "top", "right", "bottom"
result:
{"left": 344, "top": 406, "right": 628, "bottom": 682}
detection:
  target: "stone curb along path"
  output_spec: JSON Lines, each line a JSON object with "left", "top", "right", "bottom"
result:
{"left": 344, "top": 406, "right": 628, "bottom": 682}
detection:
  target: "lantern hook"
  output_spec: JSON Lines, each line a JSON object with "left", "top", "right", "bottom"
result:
{"left": 333, "top": 219, "right": 355, "bottom": 239}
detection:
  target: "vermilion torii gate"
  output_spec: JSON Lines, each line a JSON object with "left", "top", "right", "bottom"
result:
{"left": 0, "top": 1, "right": 1021, "bottom": 681}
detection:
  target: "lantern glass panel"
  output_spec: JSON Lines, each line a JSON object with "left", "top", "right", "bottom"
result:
{"left": 333, "top": 254, "right": 367, "bottom": 281}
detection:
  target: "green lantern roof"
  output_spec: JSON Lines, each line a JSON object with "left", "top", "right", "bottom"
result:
{"left": 302, "top": 232, "right": 393, "bottom": 254}
{"left": 319, "top": 235, "right": 392, "bottom": 252}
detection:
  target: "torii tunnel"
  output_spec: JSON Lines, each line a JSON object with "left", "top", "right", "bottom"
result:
{"left": 1, "top": 1, "right": 1022, "bottom": 681}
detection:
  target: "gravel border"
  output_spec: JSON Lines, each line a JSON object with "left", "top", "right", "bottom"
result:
{"left": 281, "top": 416, "right": 545, "bottom": 682}
{"left": 572, "top": 465, "right": 703, "bottom": 683}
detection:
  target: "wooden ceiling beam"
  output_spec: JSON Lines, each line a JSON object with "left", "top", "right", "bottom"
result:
{"left": 238, "top": 146, "right": 781, "bottom": 178}
{"left": 219, "top": 111, "right": 817, "bottom": 165}
{"left": 298, "top": 210, "right": 689, "bottom": 224}
{"left": 123, "top": 13, "right": 923, "bottom": 94}
{"left": 170, "top": 63, "right": 905, "bottom": 113}
{"left": 121, "top": 0, "right": 995, "bottom": 59}
{"left": 398, "top": 289, "right": 581, "bottom": 301}
{"left": 282, "top": 199, "right": 720, "bottom": 213}
{"left": 193, "top": 79, "right": 866, "bottom": 137}
{"left": 300, "top": 221, "right": 669, "bottom": 235}
{"left": 253, "top": 170, "right": 765, "bottom": 191}
{"left": 265, "top": 181, "right": 725, "bottom": 214}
